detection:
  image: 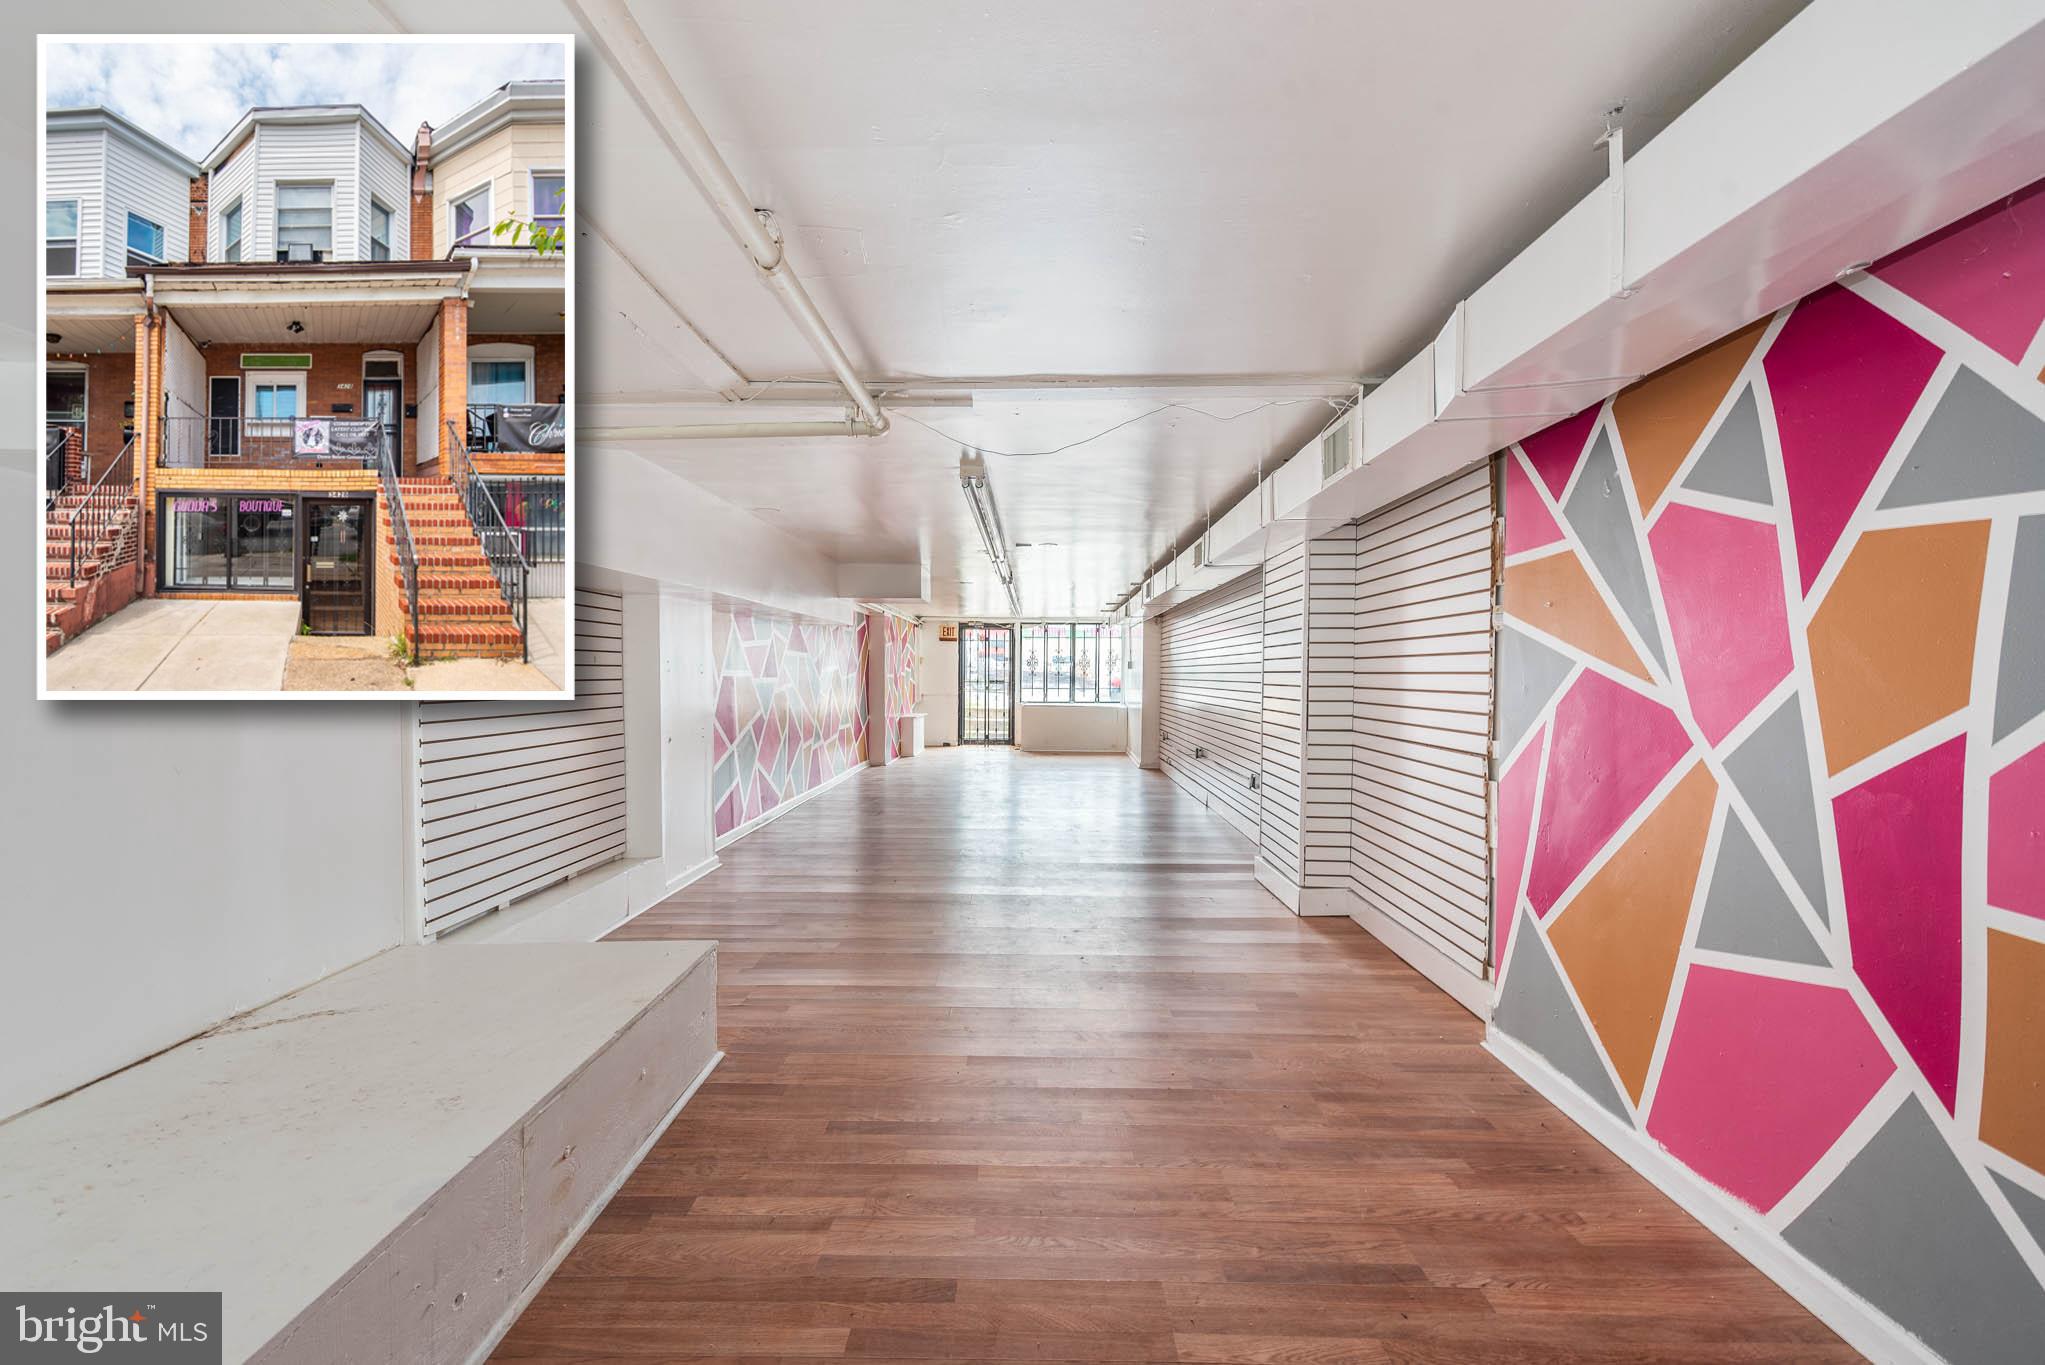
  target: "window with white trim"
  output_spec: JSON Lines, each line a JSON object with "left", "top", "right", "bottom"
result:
{"left": 45, "top": 199, "right": 79, "bottom": 276}
{"left": 221, "top": 197, "right": 243, "bottom": 263}
{"left": 275, "top": 183, "right": 332, "bottom": 260}
{"left": 530, "top": 171, "right": 565, "bottom": 238}
{"left": 126, "top": 213, "right": 164, "bottom": 267}
{"left": 369, "top": 199, "right": 393, "bottom": 261}
{"left": 451, "top": 184, "right": 492, "bottom": 248}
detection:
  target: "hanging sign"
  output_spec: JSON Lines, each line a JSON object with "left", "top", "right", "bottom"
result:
{"left": 489, "top": 404, "right": 567, "bottom": 453}
{"left": 292, "top": 418, "right": 332, "bottom": 456}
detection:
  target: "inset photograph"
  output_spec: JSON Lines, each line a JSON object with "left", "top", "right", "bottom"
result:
{"left": 39, "top": 34, "right": 572, "bottom": 697}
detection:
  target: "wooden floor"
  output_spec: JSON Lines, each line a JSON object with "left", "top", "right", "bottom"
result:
{"left": 497, "top": 748, "right": 1853, "bottom": 1363}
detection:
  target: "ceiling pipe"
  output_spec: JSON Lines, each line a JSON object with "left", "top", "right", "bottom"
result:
{"left": 583, "top": 418, "right": 883, "bottom": 440}
{"left": 570, "top": 0, "right": 889, "bottom": 434}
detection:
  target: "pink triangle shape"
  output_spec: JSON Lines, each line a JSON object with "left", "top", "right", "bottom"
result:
{"left": 1518, "top": 405, "right": 1602, "bottom": 500}
{"left": 1525, "top": 671, "right": 1693, "bottom": 916}
{"left": 1872, "top": 179, "right": 2045, "bottom": 365}
{"left": 1504, "top": 449, "right": 1563, "bottom": 556}
{"left": 1763, "top": 285, "right": 1943, "bottom": 594}
{"left": 1835, "top": 735, "right": 1967, "bottom": 1113}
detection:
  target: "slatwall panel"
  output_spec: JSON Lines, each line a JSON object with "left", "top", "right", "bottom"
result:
{"left": 1346, "top": 462, "right": 1498, "bottom": 981}
{"left": 416, "top": 588, "right": 629, "bottom": 934}
{"left": 1257, "top": 541, "right": 1306, "bottom": 883}
{"left": 1303, "top": 525, "right": 1358, "bottom": 889}
{"left": 1158, "top": 569, "right": 1263, "bottom": 840}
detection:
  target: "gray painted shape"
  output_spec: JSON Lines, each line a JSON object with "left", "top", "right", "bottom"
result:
{"left": 1562, "top": 429, "right": 1667, "bottom": 672}
{"left": 1492, "top": 910, "right": 1632, "bottom": 1126}
{"left": 1695, "top": 812, "right": 1828, "bottom": 965}
{"left": 1881, "top": 367, "right": 2045, "bottom": 509}
{"left": 1990, "top": 1172, "right": 2045, "bottom": 1256}
{"left": 1496, "top": 626, "right": 1575, "bottom": 761}
{"left": 1994, "top": 515, "right": 2045, "bottom": 742}
{"left": 1785, "top": 1098, "right": 2045, "bottom": 1365}
{"left": 1679, "top": 386, "right": 1773, "bottom": 505}
{"left": 1723, "top": 698, "right": 1828, "bottom": 924}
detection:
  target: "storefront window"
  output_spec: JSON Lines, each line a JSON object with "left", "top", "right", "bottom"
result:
{"left": 233, "top": 497, "right": 294, "bottom": 589}
{"left": 167, "top": 497, "right": 229, "bottom": 587}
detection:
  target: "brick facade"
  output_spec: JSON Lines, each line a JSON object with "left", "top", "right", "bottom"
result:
{"left": 411, "top": 123, "right": 435, "bottom": 262}
{"left": 188, "top": 175, "right": 207, "bottom": 263}
{"left": 436, "top": 298, "right": 469, "bottom": 464}
{"left": 196, "top": 342, "right": 422, "bottom": 471}
{"left": 47, "top": 351, "right": 136, "bottom": 471}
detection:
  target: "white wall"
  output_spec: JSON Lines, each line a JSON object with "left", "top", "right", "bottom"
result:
{"left": 580, "top": 445, "right": 854, "bottom": 624}
{"left": 104, "top": 128, "right": 190, "bottom": 269}
{"left": 7, "top": 456, "right": 410, "bottom": 1116}
{"left": 917, "top": 622, "right": 959, "bottom": 745}
{"left": 1018, "top": 703, "right": 1127, "bottom": 753}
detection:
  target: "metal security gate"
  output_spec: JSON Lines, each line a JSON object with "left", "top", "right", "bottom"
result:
{"left": 414, "top": 587, "right": 628, "bottom": 934}
{"left": 959, "top": 623, "right": 1014, "bottom": 744}
{"left": 1158, "top": 570, "right": 1264, "bottom": 840}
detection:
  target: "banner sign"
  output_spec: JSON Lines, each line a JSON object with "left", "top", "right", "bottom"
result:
{"left": 324, "top": 420, "right": 386, "bottom": 463}
{"left": 292, "top": 418, "right": 331, "bottom": 456}
{"left": 489, "top": 404, "right": 567, "bottom": 453}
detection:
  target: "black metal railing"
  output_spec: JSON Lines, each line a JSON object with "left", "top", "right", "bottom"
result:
{"left": 465, "top": 403, "right": 567, "bottom": 455}
{"left": 376, "top": 425, "right": 422, "bottom": 663}
{"left": 61, "top": 437, "right": 135, "bottom": 588}
{"left": 478, "top": 474, "right": 565, "bottom": 597}
{"left": 445, "top": 419, "right": 531, "bottom": 661}
{"left": 44, "top": 428, "right": 69, "bottom": 511}
{"left": 161, "top": 415, "right": 380, "bottom": 470}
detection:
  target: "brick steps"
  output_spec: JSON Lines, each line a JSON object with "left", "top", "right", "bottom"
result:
{"left": 380, "top": 482, "right": 526, "bottom": 662}
{"left": 43, "top": 492, "right": 141, "bottom": 653}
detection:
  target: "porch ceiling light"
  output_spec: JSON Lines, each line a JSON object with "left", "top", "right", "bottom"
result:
{"left": 46, "top": 333, "right": 60, "bottom": 345}
{"left": 287, "top": 319, "right": 305, "bottom": 334}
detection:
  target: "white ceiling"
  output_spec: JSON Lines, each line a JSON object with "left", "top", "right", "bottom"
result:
{"left": 12, "top": 0, "right": 1809, "bottom": 617}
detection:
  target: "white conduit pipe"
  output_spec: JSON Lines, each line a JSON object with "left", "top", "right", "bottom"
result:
{"left": 582, "top": 419, "right": 883, "bottom": 441}
{"left": 572, "top": 0, "right": 889, "bottom": 435}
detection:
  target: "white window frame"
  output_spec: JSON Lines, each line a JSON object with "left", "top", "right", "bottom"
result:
{"left": 220, "top": 196, "right": 244, "bottom": 264}
{"left": 125, "top": 213, "right": 166, "bottom": 267}
{"left": 45, "top": 198, "right": 80, "bottom": 277}
{"left": 467, "top": 343, "right": 534, "bottom": 405}
{"left": 46, "top": 361, "right": 89, "bottom": 432}
{"left": 368, "top": 198, "right": 394, "bottom": 261}
{"left": 244, "top": 372, "right": 308, "bottom": 423}
{"left": 450, "top": 182, "right": 493, "bottom": 249}
{"left": 362, "top": 350, "right": 404, "bottom": 382}
{"left": 529, "top": 169, "right": 565, "bottom": 234}
{"left": 273, "top": 181, "right": 334, "bottom": 261}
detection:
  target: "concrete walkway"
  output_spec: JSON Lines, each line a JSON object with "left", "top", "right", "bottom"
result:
{"left": 46, "top": 600, "right": 300, "bottom": 693}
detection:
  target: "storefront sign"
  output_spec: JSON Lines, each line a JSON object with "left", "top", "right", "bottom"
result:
{"left": 238, "top": 498, "right": 288, "bottom": 514}
{"left": 170, "top": 497, "right": 218, "bottom": 513}
{"left": 489, "top": 404, "right": 567, "bottom": 453}
{"left": 293, "top": 418, "right": 332, "bottom": 456}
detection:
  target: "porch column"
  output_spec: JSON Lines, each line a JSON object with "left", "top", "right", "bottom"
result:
{"left": 133, "top": 313, "right": 162, "bottom": 593}
{"left": 436, "top": 297, "right": 468, "bottom": 470}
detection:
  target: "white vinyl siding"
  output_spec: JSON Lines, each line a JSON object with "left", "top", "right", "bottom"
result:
{"left": 1158, "top": 569, "right": 1263, "bottom": 841}
{"left": 432, "top": 119, "right": 566, "bottom": 257}
{"left": 46, "top": 128, "right": 105, "bottom": 276}
{"left": 214, "top": 116, "right": 409, "bottom": 262}
{"left": 1344, "top": 462, "right": 1499, "bottom": 984}
{"left": 47, "top": 120, "right": 190, "bottom": 277}
{"left": 415, "top": 589, "right": 626, "bottom": 935}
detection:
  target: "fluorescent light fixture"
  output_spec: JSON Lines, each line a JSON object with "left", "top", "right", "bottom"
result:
{"left": 959, "top": 450, "right": 1022, "bottom": 617}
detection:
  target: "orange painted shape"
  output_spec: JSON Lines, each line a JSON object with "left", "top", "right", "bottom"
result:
{"left": 1548, "top": 762, "right": 1718, "bottom": 1103}
{"left": 1982, "top": 928, "right": 2045, "bottom": 1174}
{"left": 1503, "top": 549, "right": 1652, "bottom": 682}
{"left": 1613, "top": 318, "right": 1770, "bottom": 516}
{"left": 1807, "top": 521, "right": 1990, "bottom": 775}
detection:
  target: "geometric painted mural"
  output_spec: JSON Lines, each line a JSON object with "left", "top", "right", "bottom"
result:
{"left": 711, "top": 606, "right": 869, "bottom": 838}
{"left": 1492, "top": 180, "right": 2045, "bottom": 1358}
{"left": 880, "top": 613, "right": 919, "bottom": 761}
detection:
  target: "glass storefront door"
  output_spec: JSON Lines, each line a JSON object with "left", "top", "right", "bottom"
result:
{"left": 300, "top": 499, "right": 371, "bottom": 634}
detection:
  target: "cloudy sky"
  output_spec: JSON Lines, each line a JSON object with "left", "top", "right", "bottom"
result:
{"left": 47, "top": 39, "right": 567, "bottom": 159}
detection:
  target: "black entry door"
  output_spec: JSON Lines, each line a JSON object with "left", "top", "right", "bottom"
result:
{"left": 959, "top": 624, "right": 1015, "bottom": 744}
{"left": 301, "top": 499, "right": 371, "bottom": 634}
{"left": 208, "top": 376, "right": 240, "bottom": 457}
{"left": 362, "top": 379, "right": 401, "bottom": 467}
